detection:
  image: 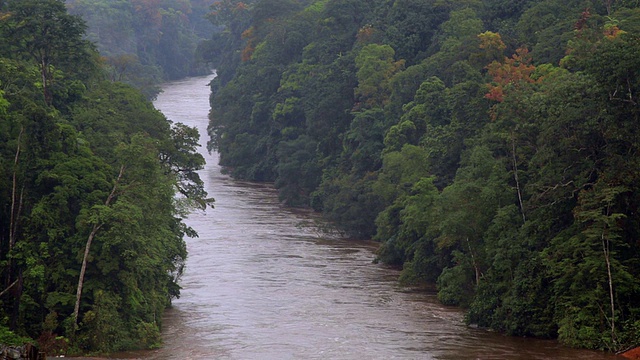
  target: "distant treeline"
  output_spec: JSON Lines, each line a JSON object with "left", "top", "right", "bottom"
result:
{"left": 65, "top": 0, "right": 216, "bottom": 98}
{"left": 206, "top": 0, "right": 640, "bottom": 351}
{"left": 0, "top": 0, "right": 211, "bottom": 354}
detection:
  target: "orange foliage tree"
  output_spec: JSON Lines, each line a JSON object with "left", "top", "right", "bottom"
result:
{"left": 485, "top": 47, "right": 537, "bottom": 103}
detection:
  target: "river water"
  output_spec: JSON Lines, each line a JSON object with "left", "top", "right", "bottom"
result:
{"left": 128, "top": 74, "right": 620, "bottom": 360}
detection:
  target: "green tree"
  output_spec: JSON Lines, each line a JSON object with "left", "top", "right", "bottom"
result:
{"left": 374, "top": 145, "right": 435, "bottom": 272}
{"left": 354, "top": 44, "right": 404, "bottom": 108}
{"left": 2, "top": 0, "right": 95, "bottom": 105}
{"left": 275, "top": 135, "right": 321, "bottom": 206}
{"left": 436, "top": 145, "right": 512, "bottom": 300}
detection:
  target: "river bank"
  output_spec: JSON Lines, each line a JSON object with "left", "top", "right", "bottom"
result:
{"left": 81, "top": 74, "right": 621, "bottom": 360}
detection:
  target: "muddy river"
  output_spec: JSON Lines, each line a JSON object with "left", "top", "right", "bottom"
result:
{"left": 114, "top": 74, "right": 623, "bottom": 360}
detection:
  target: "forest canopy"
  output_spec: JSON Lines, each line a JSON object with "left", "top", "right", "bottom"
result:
{"left": 2, "top": 0, "right": 640, "bottom": 354}
{"left": 205, "top": 0, "right": 640, "bottom": 351}
{"left": 0, "top": 0, "right": 211, "bottom": 353}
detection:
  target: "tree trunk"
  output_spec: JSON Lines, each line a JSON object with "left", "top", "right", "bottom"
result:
{"left": 0, "top": 279, "right": 19, "bottom": 298}
{"left": 467, "top": 237, "right": 481, "bottom": 286}
{"left": 72, "top": 165, "right": 125, "bottom": 333}
{"left": 7, "top": 127, "right": 24, "bottom": 330}
{"left": 72, "top": 222, "right": 102, "bottom": 332}
{"left": 602, "top": 232, "right": 616, "bottom": 347}
{"left": 9, "top": 127, "right": 24, "bottom": 252}
{"left": 10, "top": 271, "right": 22, "bottom": 330}
{"left": 511, "top": 136, "right": 526, "bottom": 222}
{"left": 41, "top": 58, "right": 52, "bottom": 105}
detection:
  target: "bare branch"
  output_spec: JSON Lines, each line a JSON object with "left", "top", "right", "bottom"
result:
{"left": 0, "top": 279, "right": 19, "bottom": 298}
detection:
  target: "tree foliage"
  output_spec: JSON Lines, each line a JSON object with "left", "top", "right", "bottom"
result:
{"left": 0, "top": 0, "right": 210, "bottom": 353}
{"left": 204, "top": 0, "right": 640, "bottom": 351}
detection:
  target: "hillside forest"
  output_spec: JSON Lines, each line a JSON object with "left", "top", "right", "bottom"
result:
{"left": 0, "top": 0, "right": 212, "bottom": 354}
{"left": 65, "top": 0, "right": 216, "bottom": 98}
{"left": 206, "top": 0, "right": 640, "bottom": 352}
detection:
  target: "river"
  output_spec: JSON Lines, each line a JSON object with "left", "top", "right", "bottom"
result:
{"left": 117, "top": 74, "right": 622, "bottom": 360}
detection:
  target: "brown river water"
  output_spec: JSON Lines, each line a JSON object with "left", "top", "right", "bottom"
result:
{"left": 103, "top": 75, "right": 621, "bottom": 360}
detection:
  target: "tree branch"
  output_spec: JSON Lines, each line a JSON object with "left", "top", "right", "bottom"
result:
{"left": 0, "top": 279, "right": 19, "bottom": 298}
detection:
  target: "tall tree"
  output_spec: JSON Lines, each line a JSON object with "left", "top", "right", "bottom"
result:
{"left": 3, "top": 0, "right": 94, "bottom": 105}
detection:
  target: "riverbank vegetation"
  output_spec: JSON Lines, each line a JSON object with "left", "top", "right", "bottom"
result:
{"left": 206, "top": 0, "right": 640, "bottom": 351}
{"left": 0, "top": 0, "right": 211, "bottom": 354}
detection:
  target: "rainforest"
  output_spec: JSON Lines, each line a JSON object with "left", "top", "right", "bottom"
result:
{"left": 0, "top": 0, "right": 640, "bottom": 355}
{"left": 206, "top": 0, "right": 640, "bottom": 352}
{"left": 0, "top": 0, "right": 212, "bottom": 354}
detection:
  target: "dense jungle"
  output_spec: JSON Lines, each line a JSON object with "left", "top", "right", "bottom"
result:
{"left": 206, "top": 0, "right": 640, "bottom": 352}
{"left": 0, "top": 0, "right": 212, "bottom": 354}
{"left": 1, "top": 0, "right": 640, "bottom": 355}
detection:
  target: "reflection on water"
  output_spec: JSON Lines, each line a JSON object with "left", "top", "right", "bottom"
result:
{"left": 106, "top": 75, "right": 625, "bottom": 360}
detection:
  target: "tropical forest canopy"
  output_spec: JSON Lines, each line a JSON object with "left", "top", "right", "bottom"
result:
{"left": 205, "top": 0, "right": 640, "bottom": 351}
{"left": 65, "top": 0, "right": 216, "bottom": 98}
{"left": 0, "top": 0, "right": 211, "bottom": 353}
